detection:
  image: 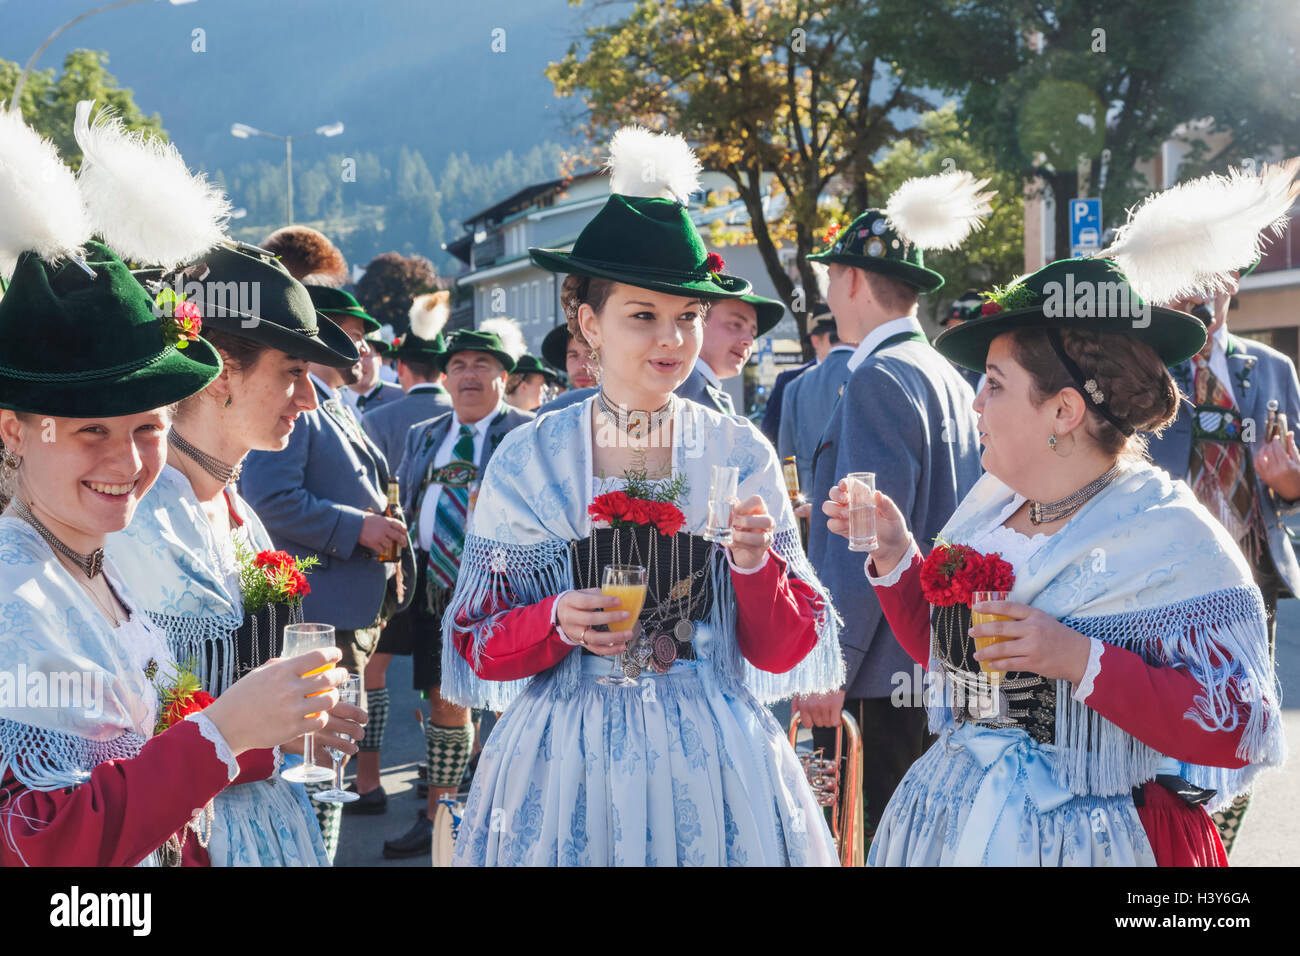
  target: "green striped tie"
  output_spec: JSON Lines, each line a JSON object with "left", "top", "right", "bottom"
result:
{"left": 426, "top": 425, "right": 475, "bottom": 590}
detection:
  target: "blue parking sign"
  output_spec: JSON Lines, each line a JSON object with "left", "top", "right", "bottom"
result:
{"left": 1069, "top": 198, "right": 1102, "bottom": 257}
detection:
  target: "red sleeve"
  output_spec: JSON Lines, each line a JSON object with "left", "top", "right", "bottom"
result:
{"left": 869, "top": 550, "right": 931, "bottom": 667}
{"left": 0, "top": 718, "right": 234, "bottom": 867}
{"left": 451, "top": 592, "right": 575, "bottom": 681}
{"left": 1082, "top": 641, "right": 1249, "bottom": 769}
{"left": 730, "top": 551, "right": 819, "bottom": 673}
{"left": 231, "top": 747, "right": 275, "bottom": 786}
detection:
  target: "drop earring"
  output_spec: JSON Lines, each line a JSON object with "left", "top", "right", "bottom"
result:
{"left": 1048, "top": 433, "right": 1057, "bottom": 450}
{"left": 224, "top": 396, "right": 232, "bottom": 408}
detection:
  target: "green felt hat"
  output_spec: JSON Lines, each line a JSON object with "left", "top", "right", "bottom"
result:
{"left": 736, "top": 293, "right": 786, "bottom": 337}
{"left": 541, "top": 322, "right": 571, "bottom": 372}
{"left": 364, "top": 331, "right": 392, "bottom": 356}
{"left": 933, "top": 258, "right": 1206, "bottom": 374}
{"left": 530, "top": 195, "right": 751, "bottom": 299}
{"left": 389, "top": 328, "right": 446, "bottom": 364}
{"left": 0, "top": 241, "right": 222, "bottom": 417}
{"left": 807, "top": 209, "right": 945, "bottom": 293}
{"left": 182, "top": 244, "right": 359, "bottom": 368}
{"left": 438, "top": 329, "right": 516, "bottom": 374}
{"left": 512, "top": 353, "right": 559, "bottom": 383}
{"left": 307, "top": 285, "right": 382, "bottom": 333}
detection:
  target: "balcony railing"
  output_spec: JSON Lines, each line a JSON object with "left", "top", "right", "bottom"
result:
{"left": 448, "top": 298, "right": 474, "bottom": 333}
{"left": 472, "top": 231, "right": 504, "bottom": 269}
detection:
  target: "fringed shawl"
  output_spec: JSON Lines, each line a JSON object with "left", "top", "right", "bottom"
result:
{"left": 109, "top": 465, "right": 270, "bottom": 696}
{"left": 441, "top": 397, "right": 844, "bottom": 711}
{"left": 931, "top": 464, "right": 1285, "bottom": 811}
{"left": 0, "top": 517, "right": 171, "bottom": 792}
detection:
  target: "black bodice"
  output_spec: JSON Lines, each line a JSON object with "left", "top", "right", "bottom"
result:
{"left": 570, "top": 526, "right": 715, "bottom": 666}
{"left": 931, "top": 603, "right": 1057, "bottom": 744}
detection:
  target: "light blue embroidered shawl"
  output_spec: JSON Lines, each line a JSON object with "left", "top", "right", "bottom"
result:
{"left": 110, "top": 465, "right": 273, "bottom": 696}
{"left": 0, "top": 517, "right": 171, "bottom": 793}
{"left": 441, "top": 397, "right": 845, "bottom": 710}
{"left": 934, "top": 463, "right": 1285, "bottom": 810}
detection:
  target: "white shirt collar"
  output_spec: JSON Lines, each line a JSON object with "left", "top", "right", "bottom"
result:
{"left": 694, "top": 358, "right": 723, "bottom": 390}
{"left": 310, "top": 373, "right": 339, "bottom": 402}
{"left": 828, "top": 344, "right": 856, "bottom": 356}
{"left": 1210, "top": 323, "right": 1229, "bottom": 356}
{"left": 453, "top": 402, "right": 503, "bottom": 435}
{"left": 408, "top": 382, "right": 445, "bottom": 395}
{"left": 846, "top": 316, "right": 925, "bottom": 373}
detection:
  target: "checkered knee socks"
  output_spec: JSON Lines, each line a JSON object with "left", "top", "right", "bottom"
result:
{"left": 359, "top": 686, "right": 388, "bottom": 752}
{"left": 426, "top": 721, "right": 474, "bottom": 790}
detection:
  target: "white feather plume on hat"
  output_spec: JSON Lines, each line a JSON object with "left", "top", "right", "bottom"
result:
{"left": 1097, "top": 158, "right": 1300, "bottom": 304}
{"left": 408, "top": 291, "right": 450, "bottom": 341}
{"left": 605, "top": 126, "right": 702, "bottom": 205}
{"left": 479, "top": 317, "right": 528, "bottom": 361}
{"left": 885, "top": 170, "right": 996, "bottom": 251}
{"left": 0, "top": 106, "right": 90, "bottom": 277}
{"left": 74, "top": 100, "right": 230, "bottom": 270}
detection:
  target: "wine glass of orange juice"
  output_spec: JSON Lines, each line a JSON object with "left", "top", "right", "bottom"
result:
{"left": 596, "top": 565, "right": 647, "bottom": 687}
{"left": 280, "top": 623, "right": 339, "bottom": 783}
{"left": 970, "top": 590, "right": 1013, "bottom": 685}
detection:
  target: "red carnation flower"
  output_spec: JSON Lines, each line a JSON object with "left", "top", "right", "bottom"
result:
{"left": 161, "top": 689, "right": 215, "bottom": 730}
{"left": 649, "top": 500, "right": 687, "bottom": 536}
{"left": 981, "top": 301, "right": 1003, "bottom": 316}
{"left": 822, "top": 222, "right": 842, "bottom": 245}
{"left": 254, "top": 549, "right": 295, "bottom": 570}
{"left": 704, "top": 252, "right": 726, "bottom": 273}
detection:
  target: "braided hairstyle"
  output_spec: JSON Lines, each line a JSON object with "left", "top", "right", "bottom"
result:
{"left": 1006, "top": 327, "right": 1181, "bottom": 460}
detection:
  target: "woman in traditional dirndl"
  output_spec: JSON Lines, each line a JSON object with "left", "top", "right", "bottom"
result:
{"left": 441, "top": 128, "right": 844, "bottom": 866}
{"left": 0, "top": 106, "right": 348, "bottom": 866}
{"left": 823, "top": 216, "right": 1289, "bottom": 865}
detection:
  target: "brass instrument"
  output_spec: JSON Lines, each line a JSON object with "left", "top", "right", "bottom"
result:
{"left": 788, "top": 709, "right": 864, "bottom": 866}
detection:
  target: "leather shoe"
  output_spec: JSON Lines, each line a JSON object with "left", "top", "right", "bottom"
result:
{"left": 382, "top": 810, "right": 432, "bottom": 859}
{"left": 342, "top": 783, "right": 387, "bottom": 816}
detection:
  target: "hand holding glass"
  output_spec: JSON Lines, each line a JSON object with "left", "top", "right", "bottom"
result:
{"left": 970, "top": 590, "right": 1013, "bottom": 685}
{"left": 596, "top": 565, "right": 646, "bottom": 687}
{"left": 280, "top": 623, "right": 339, "bottom": 784}
{"left": 312, "top": 675, "right": 362, "bottom": 803}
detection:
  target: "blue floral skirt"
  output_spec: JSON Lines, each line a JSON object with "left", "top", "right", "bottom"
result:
{"left": 206, "top": 756, "right": 330, "bottom": 867}
{"left": 869, "top": 722, "right": 1158, "bottom": 866}
{"left": 453, "top": 655, "right": 838, "bottom": 866}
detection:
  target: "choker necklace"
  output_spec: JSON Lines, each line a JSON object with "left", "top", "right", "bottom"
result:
{"left": 11, "top": 497, "right": 104, "bottom": 578}
{"left": 169, "top": 428, "right": 242, "bottom": 485}
{"left": 1027, "top": 463, "right": 1121, "bottom": 525}
{"left": 597, "top": 390, "right": 673, "bottom": 437}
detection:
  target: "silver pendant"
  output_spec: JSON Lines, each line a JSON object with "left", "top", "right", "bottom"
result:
{"left": 622, "top": 658, "right": 642, "bottom": 679}
{"left": 673, "top": 619, "right": 695, "bottom": 643}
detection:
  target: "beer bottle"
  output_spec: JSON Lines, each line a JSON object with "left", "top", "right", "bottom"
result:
{"left": 377, "top": 477, "right": 404, "bottom": 563}
{"left": 782, "top": 456, "right": 802, "bottom": 506}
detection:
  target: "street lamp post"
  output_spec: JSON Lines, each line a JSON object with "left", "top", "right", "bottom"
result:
{"left": 7, "top": 0, "right": 198, "bottom": 117}
{"left": 230, "top": 121, "right": 344, "bottom": 226}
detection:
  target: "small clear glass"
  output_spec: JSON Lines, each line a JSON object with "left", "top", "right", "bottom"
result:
{"left": 845, "top": 472, "right": 878, "bottom": 552}
{"left": 703, "top": 465, "right": 739, "bottom": 544}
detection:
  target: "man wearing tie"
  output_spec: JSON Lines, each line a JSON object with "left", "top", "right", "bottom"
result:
{"left": 240, "top": 296, "right": 414, "bottom": 859}
{"left": 381, "top": 329, "right": 534, "bottom": 858}
{"left": 1146, "top": 266, "right": 1300, "bottom": 853}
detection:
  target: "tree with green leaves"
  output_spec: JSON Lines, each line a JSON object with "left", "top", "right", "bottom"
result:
{"left": 547, "top": 0, "right": 933, "bottom": 337}
{"left": 875, "top": 104, "right": 1026, "bottom": 327}
{"left": 0, "top": 50, "right": 166, "bottom": 168}
{"left": 876, "top": 0, "right": 1300, "bottom": 256}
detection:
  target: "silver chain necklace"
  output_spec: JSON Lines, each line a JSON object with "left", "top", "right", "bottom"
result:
{"left": 596, "top": 390, "right": 673, "bottom": 437}
{"left": 169, "top": 428, "right": 242, "bottom": 486}
{"left": 10, "top": 497, "right": 104, "bottom": 578}
{"left": 1027, "top": 463, "right": 1121, "bottom": 525}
